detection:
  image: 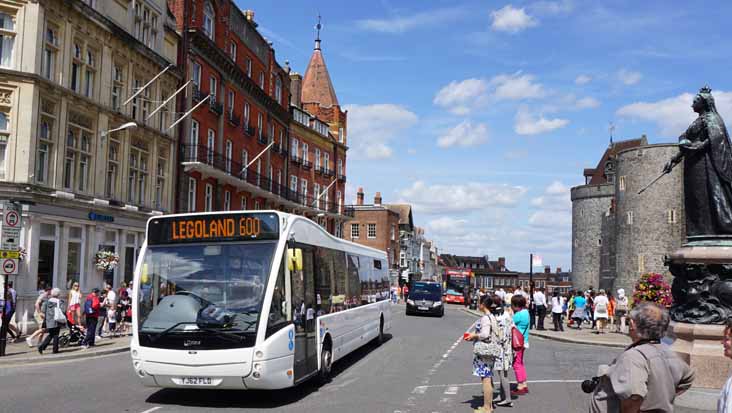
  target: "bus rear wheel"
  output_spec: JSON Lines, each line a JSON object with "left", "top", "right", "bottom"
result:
{"left": 318, "top": 344, "right": 332, "bottom": 385}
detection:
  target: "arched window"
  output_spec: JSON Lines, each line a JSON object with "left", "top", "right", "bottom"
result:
{"left": 203, "top": 2, "right": 215, "bottom": 40}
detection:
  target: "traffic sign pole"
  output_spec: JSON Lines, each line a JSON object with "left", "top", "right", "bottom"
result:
{"left": 0, "top": 201, "right": 21, "bottom": 357}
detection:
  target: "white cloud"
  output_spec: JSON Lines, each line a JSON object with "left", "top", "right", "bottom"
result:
{"left": 426, "top": 217, "right": 469, "bottom": 237}
{"left": 575, "top": 96, "right": 601, "bottom": 109}
{"left": 514, "top": 106, "right": 569, "bottom": 135}
{"left": 617, "top": 69, "right": 642, "bottom": 85}
{"left": 437, "top": 121, "right": 489, "bottom": 148}
{"left": 356, "top": 7, "right": 466, "bottom": 34}
{"left": 616, "top": 90, "right": 732, "bottom": 137}
{"left": 344, "top": 104, "right": 418, "bottom": 160}
{"left": 491, "top": 73, "right": 546, "bottom": 101}
{"left": 397, "top": 181, "right": 527, "bottom": 214}
{"left": 433, "top": 78, "right": 488, "bottom": 115}
{"left": 529, "top": 210, "right": 572, "bottom": 227}
{"left": 575, "top": 74, "right": 592, "bottom": 85}
{"left": 491, "top": 5, "right": 538, "bottom": 33}
{"left": 529, "top": 180, "right": 572, "bottom": 228}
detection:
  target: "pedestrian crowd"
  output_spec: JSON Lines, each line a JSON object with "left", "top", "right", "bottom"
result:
{"left": 0, "top": 281, "right": 132, "bottom": 355}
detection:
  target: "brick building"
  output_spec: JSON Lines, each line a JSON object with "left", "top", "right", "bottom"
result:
{"left": 440, "top": 254, "right": 515, "bottom": 289}
{"left": 347, "top": 188, "right": 400, "bottom": 269}
{"left": 170, "top": 2, "right": 351, "bottom": 233}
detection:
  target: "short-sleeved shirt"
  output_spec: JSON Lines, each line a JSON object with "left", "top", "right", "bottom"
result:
{"left": 591, "top": 343, "right": 695, "bottom": 413}
{"left": 512, "top": 309, "right": 530, "bottom": 345}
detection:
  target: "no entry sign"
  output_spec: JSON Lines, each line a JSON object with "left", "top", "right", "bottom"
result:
{"left": 1, "top": 258, "right": 17, "bottom": 275}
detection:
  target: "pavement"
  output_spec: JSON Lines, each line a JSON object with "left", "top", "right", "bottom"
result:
{"left": 0, "top": 304, "right": 715, "bottom": 412}
{"left": 0, "top": 332, "right": 130, "bottom": 365}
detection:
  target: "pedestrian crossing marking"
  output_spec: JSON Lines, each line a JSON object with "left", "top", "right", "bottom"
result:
{"left": 444, "top": 386, "right": 458, "bottom": 395}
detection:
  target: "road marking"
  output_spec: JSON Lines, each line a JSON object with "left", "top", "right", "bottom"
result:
{"left": 444, "top": 386, "right": 458, "bottom": 395}
{"left": 413, "top": 386, "right": 427, "bottom": 394}
{"left": 440, "top": 397, "right": 452, "bottom": 404}
{"left": 139, "top": 408, "right": 162, "bottom": 413}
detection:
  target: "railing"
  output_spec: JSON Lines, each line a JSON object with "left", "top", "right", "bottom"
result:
{"left": 302, "top": 160, "right": 312, "bottom": 170}
{"left": 277, "top": 147, "right": 288, "bottom": 158}
{"left": 338, "top": 174, "right": 347, "bottom": 182}
{"left": 323, "top": 168, "right": 335, "bottom": 177}
{"left": 209, "top": 97, "right": 223, "bottom": 115}
{"left": 315, "top": 166, "right": 323, "bottom": 175}
{"left": 257, "top": 134, "right": 268, "bottom": 145}
{"left": 228, "top": 112, "right": 240, "bottom": 126}
{"left": 244, "top": 124, "right": 255, "bottom": 137}
{"left": 291, "top": 155, "right": 302, "bottom": 165}
{"left": 192, "top": 86, "right": 206, "bottom": 103}
{"left": 182, "top": 144, "right": 352, "bottom": 216}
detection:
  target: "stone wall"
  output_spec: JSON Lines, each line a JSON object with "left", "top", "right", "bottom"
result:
{"left": 571, "top": 183, "right": 614, "bottom": 290}
{"left": 614, "top": 144, "right": 685, "bottom": 294}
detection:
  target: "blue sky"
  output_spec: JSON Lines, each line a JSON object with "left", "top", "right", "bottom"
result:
{"left": 237, "top": 0, "right": 732, "bottom": 272}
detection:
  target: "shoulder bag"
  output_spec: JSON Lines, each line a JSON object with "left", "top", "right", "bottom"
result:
{"left": 53, "top": 302, "right": 67, "bottom": 324}
{"left": 473, "top": 314, "right": 502, "bottom": 360}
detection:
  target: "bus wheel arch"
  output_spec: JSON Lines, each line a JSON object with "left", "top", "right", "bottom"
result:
{"left": 318, "top": 334, "right": 333, "bottom": 385}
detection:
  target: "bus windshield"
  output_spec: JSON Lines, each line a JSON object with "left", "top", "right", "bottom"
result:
{"left": 137, "top": 241, "right": 277, "bottom": 338}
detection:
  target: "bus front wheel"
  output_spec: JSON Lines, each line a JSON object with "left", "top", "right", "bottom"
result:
{"left": 318, "top": 343, "right": 333, "bottom": 385}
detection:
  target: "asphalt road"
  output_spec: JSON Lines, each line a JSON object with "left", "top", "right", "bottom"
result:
{"left": 0, "top": 304, "right": 711, "bottom": 413}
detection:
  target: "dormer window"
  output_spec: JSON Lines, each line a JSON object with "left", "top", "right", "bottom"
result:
{"left": 203, "top": 1, "right": 215, "bottom": 40}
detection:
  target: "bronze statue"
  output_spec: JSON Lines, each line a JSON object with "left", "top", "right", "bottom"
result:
{"left": 660, "top": 87, "right": 732, "bottom": 323}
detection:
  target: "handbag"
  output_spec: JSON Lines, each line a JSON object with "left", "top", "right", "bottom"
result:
{"left": 511, "top": 326, "right": 525, "bottom": 350}
{"left": 473, "top": 314, "right": 502, "bottom": 360}
{"left": 53, "top": 305, "right": 67, "bottom": 324}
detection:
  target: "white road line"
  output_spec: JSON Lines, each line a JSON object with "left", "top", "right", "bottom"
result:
{"left": 413, "top": 386, "right": 427, "bottom": 394}
{"left": 442, "top": 353, "right": 449, "bottom": 358}
{"left": 444, "top": 386, "right": 458, "bottom": 395}
{"left": 139, "top": 407, "right": 162, "bottom": 413}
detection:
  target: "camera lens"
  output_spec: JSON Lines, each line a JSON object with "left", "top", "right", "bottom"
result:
{"left": 581, "top": 378, "right": 598, "bottom": 394}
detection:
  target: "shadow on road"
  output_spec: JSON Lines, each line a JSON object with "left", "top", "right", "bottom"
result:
{"left": 145, "top": 334, "right": 393, "bottom": 409}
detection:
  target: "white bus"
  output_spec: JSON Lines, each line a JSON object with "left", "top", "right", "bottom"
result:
{"left": 130, "top": 211, "right": 391, "bottom": 389}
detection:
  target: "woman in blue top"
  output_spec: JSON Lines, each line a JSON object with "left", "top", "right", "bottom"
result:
{"left": 511, "top": 294, "right": 530, "bottom": 396}
{"left": 571, "top": 290, "right": 586, "bottom": 330}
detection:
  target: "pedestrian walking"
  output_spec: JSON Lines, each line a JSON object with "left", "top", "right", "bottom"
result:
{"left": 38, "top": 288, "right": 65, "bottom": 354}
{"left": 586, "top": 291, "right": 595, "bottom": 328}
{"left": 26, "top": 289, "right": 50, "bottom": 347}
{"left": 81, "top": 288, "right": 101, "bottom": 349}
{"left": 489, "top": 295, "right": 514, "bottom": 408}
{"left": 464, "top": 295, "right": 500, "bottom": 413}
{"left": 589, "top": 302, "right": 695, "bottom": 413}
{"left": 719, "top": 317, "right": 732, "bottom": 412}
{"left": 533, "top": 288, "right": 547, "bottom": 330}
{"left": 593, "top": 290, "right": 610, "bottom": 334}
{"left": 567, "top": 293, "right": 575, "bottom": 328}
{"left": 615, "top": 289, "right": 629, "bottom": 333}
{"left": 571, "top": 290, "right": 587, "bottom": 330}
{"left": 67, "top": 282, "right": 82, "bottom": 326}
{"left": 511, "top": 294, "right": 530, "bottom": 396}
{"left": 551, "top": 290, "right": 565, "bottom": 332}
{"left": 117, "top": 291, "right": 132, "bottom": 335}
{"left": 1, "top": 281, "right": 21, "bottom": 341}
{"left": 607, "top": 292, "right": 616, "bottom": 331}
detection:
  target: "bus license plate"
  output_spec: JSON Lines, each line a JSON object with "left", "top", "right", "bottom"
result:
{"left": 180, "top": 377, "right": 213, "bottom": 385}
{"left": 418, "top": 306, "right": 429, "bottom": 311}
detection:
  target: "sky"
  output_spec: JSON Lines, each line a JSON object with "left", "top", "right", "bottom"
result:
{"left": 237, "top": 0, "right": 732, "bottom": 272}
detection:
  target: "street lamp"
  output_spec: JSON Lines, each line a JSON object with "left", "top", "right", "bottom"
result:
{"left": 101, "top": 122, "right": 137, "bottom": 143}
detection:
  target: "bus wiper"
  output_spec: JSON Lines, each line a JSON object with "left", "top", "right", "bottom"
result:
{"left": 197, "top": 326, "right": 248, "bottom": 343}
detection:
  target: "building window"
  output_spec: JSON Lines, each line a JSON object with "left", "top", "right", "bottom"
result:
{"left": 42, "top": 23, "right": 58, "bottom": 80}
{"left": 155, "top": 148, "right": 167, "bottom": 209}
{"left": 367, "top": 223, "right": 377, "bottom": 239}
{"left": 256, "top": 159, "right": 261, "bottom": 187}
{"left": 105, "top": 138, "right": 120, "bottom": 198}
{"left": 131, "top": 79, "right": 141, "bottom": 119}
{"left": 667, "top": 209, "right": 677, "bottom": 224}
{"left": 315, "top": 148, "right": 321, "bottom": 170}
{"left": 241, "top": 149, "right": 248, "bottom": 178}
{"left": 66, "top": 226, "right": 83, "bottom": 288}
{"left": 71, "top": 43, "right": 82, "bottom": 92}
{"left": 204, "top": 183, "right": 213, "bottom": 211}
{"left": 227, "top": 90, "right": 234, "bottom": 118}
{"left": 229, "top": 41, "right": 237, "bottom": 61}
{"left": 36, "top": 100, "right": 57, "bottom": 184}
{"left": 338, "top": 159, "right": 343, "bottom": 177}
{"left": 38, "top": 223, "right": 57, "bottom": 290}
{"left": 225, "top": 139, "right": 232, "bottom": 173}
{"left": 324, "top": 152, "right": 330, "bottom": 171}
{"left": 192, "top": 62, "right": 201, "bottom": 88}
{"left": 638, "top": 254, "right": 645, "bottom": 273}
{"left": 597, "top": 239, "right": 602, "bottom": 247}
{"left": 337, "top": 190, "right": 342, "bottom": 213}
{"left": 188, "top": 119, "right": 199, "bottom": 160}
{"left": 246, "top": 58, "right": 252, "bottom": 77}
{"left": 274, "top": 76, "right": 282, "bottom": 102}
{"left": 258, "top": 72, "right": 264, "bottom": 89}
{"left": 187, "top": 178, "right": 197, "bottom": 211}
{"left": 302, "top": 143, "right": 308, "bottom": 162}
{"left": 0, "top": 13, "right": 15, "bottom": 68}
{"left": 290, "top": 175, "right": 298, "bottom": 193}
{"left": 243, "top": 102, "right": 250, "bottom": 127}
{"left": 257, "top": 113, "right": 263, "bottom": 139}
{"left": 291, "top": 138, "right": 299, "bottom": 158}
{"left": 241, "top": 195, "right": 247, "bottom": 210}
{"left": 84, "top": 49, "right": 96, "bottom": 98}
{"left": 64, "top": 116, "right": 92, "bottom": 192}
{"left": 627, "top": 211, "right": 634, "bottom": 225}
{"left": 254, "top": 199, "right": 260, "bottom": 210}
{"left": 339, "top": 127, "right": 344, "bottom": 143}
{"left": 209, "top": 76, "right": 217, "bottom": 104}
{"left": 314, "top": 183, "right": 320, "bottom": 209}
{"left": 391, "top": 225, "right": 395, "bottom": 241}
{"left": 128, "top": 146, "right": 148, "bottom": 205}
{"left": 619, "top": 176, "right": 626, "bottom": 191}
{"left": 301, "top": 180, "right": 308, "bottom": 203}
{"left": 203, "top": 1, "right": 215, "bottom": 40}
{"left": 224, "top": 190, "right": 231, "bottom": 211}
{"left": 111, "top": 64, "right": 124, "bottom": 111}
{"left": 351, "top": 223, "right": 360, "bottom": 238}
{"left": 206, "top": 129, "right": 215, "bottom": 165}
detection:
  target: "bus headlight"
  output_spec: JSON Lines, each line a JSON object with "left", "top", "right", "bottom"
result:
{"left": 255, "top": 350, "right": 264, "bottom": 359}
{"left": 131, "top": 349, "right": 139, "bottom": 358}
{"left": 407, "top": 299, "right": 414, "bottom": 305}
{"left": 433, "top": 301, "right": 442, "bottom": 307}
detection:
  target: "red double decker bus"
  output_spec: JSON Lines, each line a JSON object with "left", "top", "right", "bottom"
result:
{"left": 443, "top": 268, "right": 472, "bottom": 304}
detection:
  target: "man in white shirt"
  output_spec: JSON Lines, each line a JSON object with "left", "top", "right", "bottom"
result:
{"left": 533, "top": 288, "right": 547, "bottom": 330}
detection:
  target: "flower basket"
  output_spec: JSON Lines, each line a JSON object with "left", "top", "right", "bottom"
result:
{"left": 632, "top": 272, "right": 673, "bottom": 308}
{"left": 95, "top": 250, "right": 120, "bottom": 272}
{"left": 17, "top": 247, "right": 26, "bottom": 262}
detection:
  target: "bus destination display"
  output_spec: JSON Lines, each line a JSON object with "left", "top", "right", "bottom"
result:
{"left": 147, "top": 213, "right": 279, "bottom": 245}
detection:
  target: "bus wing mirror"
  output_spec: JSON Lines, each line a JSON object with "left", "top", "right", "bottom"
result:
{"left": 287, "top": 248, "right": 303, "bottom": 272}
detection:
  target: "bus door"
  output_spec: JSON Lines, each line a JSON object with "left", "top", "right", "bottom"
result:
{"left": 292, "top": 245, "right": 318, "bottom": 381}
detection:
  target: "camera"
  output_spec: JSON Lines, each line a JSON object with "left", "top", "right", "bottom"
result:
{"left": 581, "top": 377, "right": 600, "bottom": 393}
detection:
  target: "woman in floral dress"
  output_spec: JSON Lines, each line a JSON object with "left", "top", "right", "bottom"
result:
{"left": 465, "top": 295, "right": 498, "bottom": 413}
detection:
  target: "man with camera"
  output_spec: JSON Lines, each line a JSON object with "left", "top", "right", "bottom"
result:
{"left": 588, "top": 302, "right": 695, "bottom": 413}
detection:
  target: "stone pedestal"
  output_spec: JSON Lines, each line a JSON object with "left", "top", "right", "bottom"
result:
{"left": 667, "top": 244, "right": 732, "bottom": 388}
{"left": 672, "top": 322, "right": 731, "bottom": 388}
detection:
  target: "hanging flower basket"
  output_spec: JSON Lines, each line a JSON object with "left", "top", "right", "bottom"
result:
{"left": 17, "top": 247, "right": 26, "bottom": 262}
{"left": 632, "top": 272, "right": 673, "bottom": 308}
{"left": 95, "top": 250, "right": 120, "bottom": 271}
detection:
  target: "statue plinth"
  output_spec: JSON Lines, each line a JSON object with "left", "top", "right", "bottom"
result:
{"left": 667, "top": 243, "right": 732, "bottom": 388}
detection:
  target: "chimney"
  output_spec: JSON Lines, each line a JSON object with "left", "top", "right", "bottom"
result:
{"left": 498, "top": 257, "right": 505, "bottom": 270}
{"left": 544, "top": 265, "right": 551, "bottom": 274}
{"left": 357, "top": 187, "right": 364, "bottom": 206}
{"left": 374, "top": 192, "right": 382, "bottom": 205}
{"left": 290, "top": 72, "right": 302, "bottom": 108}
{"left": 556, "top": 267, "right": 562, "bottom": 273}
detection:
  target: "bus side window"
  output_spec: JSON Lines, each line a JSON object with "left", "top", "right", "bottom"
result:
{"left": 266, "top": 259, "right": 289, "bottom": 338}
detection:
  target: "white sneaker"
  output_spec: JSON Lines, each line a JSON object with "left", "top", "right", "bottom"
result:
{"left": 26, "top": 337, "right": 34, "bottom": 347}
{"left": 95, "top": 335, "right": 103, "bottom": 341}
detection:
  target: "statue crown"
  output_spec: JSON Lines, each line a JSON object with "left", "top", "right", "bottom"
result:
{"left": 700, "top": 85, "right": 712, "bottom": 94}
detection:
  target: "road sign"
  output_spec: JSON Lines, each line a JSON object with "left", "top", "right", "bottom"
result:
{"left": 1, "top": 258, "right": 17, "bottom": 275}
{"left": 1, "top": 203, "right": 21, "bottom": 250}
{"left": 0, "top": 250, "right": 19, "bottom": 259}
